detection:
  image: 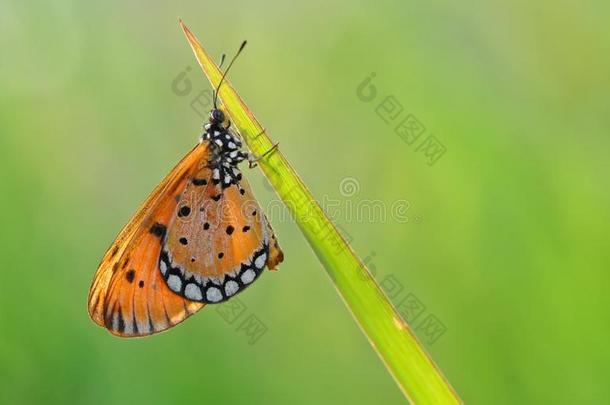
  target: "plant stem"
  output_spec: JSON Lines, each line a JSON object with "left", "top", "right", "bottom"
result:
{"left": 180, "top": 20, "right": 462, "bottom": 404}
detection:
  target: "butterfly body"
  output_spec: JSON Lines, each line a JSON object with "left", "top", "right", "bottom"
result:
{"left": 88, "top": 108, "right": 283, "bottom": 337}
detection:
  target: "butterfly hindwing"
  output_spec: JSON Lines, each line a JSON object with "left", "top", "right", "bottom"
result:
{"left": 161, "top": 162, "right": 280, "bottom": 303}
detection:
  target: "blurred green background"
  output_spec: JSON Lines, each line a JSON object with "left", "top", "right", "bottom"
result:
{"left": 1, "top": 0, "right": 609, "bottom": 403}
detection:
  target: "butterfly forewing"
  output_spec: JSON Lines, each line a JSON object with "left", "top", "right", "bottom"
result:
{"left": 88, "top": 144, "right": 208, "bottom": 337}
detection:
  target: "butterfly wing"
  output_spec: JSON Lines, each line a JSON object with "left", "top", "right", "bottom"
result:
{"left": 160, "top": 162, "right": 284, "bottom": 303}
{"left": 88, "top": 143, "right": 209, "bottom": 337}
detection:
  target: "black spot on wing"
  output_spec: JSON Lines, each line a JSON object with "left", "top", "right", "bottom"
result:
{"left": 149, "top": 223, "right": 167, "bottom": 239}
{"left": 126, "top": 269, "right": 136, "bottom": 283}
{"left": 178, "top": 206, "right": 191, "bottom": 217}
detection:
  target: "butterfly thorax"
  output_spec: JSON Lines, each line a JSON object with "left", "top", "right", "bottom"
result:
{"left": 201, "top": 123, "right": 248, "bottom": 188}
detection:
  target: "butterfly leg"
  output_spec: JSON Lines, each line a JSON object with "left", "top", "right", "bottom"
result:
{"left": 248, "top": 143, "right": 279, "bottom": 169}
{"left": 253, "top": 128, "right": 267, "bottom": 140}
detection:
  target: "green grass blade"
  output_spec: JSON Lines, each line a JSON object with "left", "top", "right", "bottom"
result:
{"left": 180, "top": 20, "right": 462, "bottom": 404}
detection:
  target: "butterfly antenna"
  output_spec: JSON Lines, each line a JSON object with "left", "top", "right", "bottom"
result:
{"left": 213, "top": 40, "right": 247, "bottom": 109}
{"left": 212, "top": 54, "right": 227, "bottom": 104}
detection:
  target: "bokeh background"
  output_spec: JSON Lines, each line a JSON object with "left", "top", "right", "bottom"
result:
{"left": 1, "top": 1, "right": 609, "bottom": 404}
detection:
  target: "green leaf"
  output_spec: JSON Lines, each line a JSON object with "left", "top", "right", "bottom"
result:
{"left": 180, "top": 20, "right": 462, "bottom": 404}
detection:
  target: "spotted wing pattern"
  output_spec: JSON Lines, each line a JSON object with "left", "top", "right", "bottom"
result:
{"left": 160, "top": 162, "right": 282, "bottom": 303}
{"left": 87, "top": 144, "right": 208, "bottom": 337}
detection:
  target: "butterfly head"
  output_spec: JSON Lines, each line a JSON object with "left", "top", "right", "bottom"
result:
{"left": 209, "top": 108, "right": 226, "bottom": 126}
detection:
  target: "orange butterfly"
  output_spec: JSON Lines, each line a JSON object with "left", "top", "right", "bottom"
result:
{"left": 88, "top": 43, "right": 283, "bottom": 337}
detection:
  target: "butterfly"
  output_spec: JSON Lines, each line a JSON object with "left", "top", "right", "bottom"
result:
{"left": 87, "top": 41, "right": 284, "bottom": 337}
